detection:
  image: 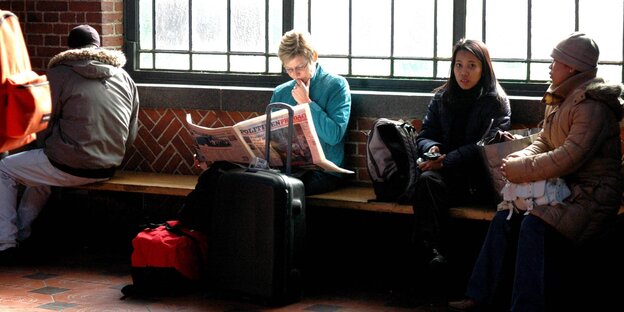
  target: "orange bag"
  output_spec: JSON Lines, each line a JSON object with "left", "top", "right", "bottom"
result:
{"left": 0, "top": 10, "right": 51, "bottom": 152}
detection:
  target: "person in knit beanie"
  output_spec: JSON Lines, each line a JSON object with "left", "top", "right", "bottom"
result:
{"left": 449, "top": 32, "right": 624, "bottom": 312}
{"left": 67, "top": 24, "right": 101, "bottom": 49}
{"left": 550, "top": 32, "right": 599, "bottom": 73}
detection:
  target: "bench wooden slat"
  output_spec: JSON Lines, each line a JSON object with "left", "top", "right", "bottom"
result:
{"left": 74, "top": 171, "right": 197, "bottom": 196}
{"left": 74, "top": 171, "right": 624, "bottom": 221}
{"left": 307, "top": 186, "right": 497, "bottom": 220}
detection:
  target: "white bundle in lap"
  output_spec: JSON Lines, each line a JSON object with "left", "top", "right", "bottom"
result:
{"left": 498, "top": 178, "right": 571, "bottom": 219}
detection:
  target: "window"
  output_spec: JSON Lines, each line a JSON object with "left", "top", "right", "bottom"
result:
{"left": 125, "top": 0, "right": 624, "bottom": 96}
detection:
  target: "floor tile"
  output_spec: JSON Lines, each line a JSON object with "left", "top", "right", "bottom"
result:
{"left": 23, "top": 272, "right": 58, "bottom": 280}
{"left": 30, "top": 286, "right": 70, "bottom": 295}
{"left": 36, "top": 302, "right": 78, "bottom": 311}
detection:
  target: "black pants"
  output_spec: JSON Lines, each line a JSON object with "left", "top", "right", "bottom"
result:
{"left": 297, "top": 170, "right": 342, "bottom": 196}
{"left": 412, "top": 170, "right": 490, "bottom": 251}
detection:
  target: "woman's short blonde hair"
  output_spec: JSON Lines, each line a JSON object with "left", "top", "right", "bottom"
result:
{"left": 278, "top": 30, "right": 316, "bottom": 64}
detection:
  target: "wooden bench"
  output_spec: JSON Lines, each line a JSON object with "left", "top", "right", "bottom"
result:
{"left": 75, "top": 171, "right": 197, "bottom": 196}
{"left": 73, "top": 171, "right": 500, "bottom": 221}
{"left": 75, "top": 171, "right": 624, "bottom": 221}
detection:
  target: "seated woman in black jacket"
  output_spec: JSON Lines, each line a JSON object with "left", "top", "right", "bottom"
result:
{"left": 412, "top": 38, "right": 511, "bottom": 267}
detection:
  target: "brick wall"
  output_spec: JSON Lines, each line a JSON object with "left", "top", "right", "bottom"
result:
{"left": 4, "top": 0, "right": 124, "bottom": 71}
{"left": 122, "top": 107, "right": 391, "bottom": 185}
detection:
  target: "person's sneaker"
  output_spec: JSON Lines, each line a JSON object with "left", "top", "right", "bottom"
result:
{"left": 448, "top": 298, "right": 478, "bottom": 311}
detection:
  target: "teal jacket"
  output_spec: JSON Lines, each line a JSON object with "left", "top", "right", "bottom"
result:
{"left": 270, "top": 64, "right": 351, "bottom": 170}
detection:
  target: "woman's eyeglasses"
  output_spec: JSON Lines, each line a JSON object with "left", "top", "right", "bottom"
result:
{"left": 284, "top": 63, "right": 308, "bottom": 74}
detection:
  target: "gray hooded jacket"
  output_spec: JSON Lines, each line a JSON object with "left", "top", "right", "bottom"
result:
{"left": 44, "top": 48, "right": 139, "bottom": 178}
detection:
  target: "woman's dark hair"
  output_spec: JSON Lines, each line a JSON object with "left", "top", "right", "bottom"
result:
{"left": 435, "top": 38, "right": 499, "bottom": 96}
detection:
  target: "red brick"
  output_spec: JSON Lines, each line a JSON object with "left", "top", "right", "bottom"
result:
{"left": 52, "top": 23, "right": 71, "bottom": 35}
{"left": 344, "top": 142, "right": 356, "bottom": 156}
{"left": 86, "top": 12, "right": 102, "bottom": 23}
{"left": 357, "top": 142, "right": 367, "bottom": 156}
{"left": 44, "top": 35, "right": 61, "bottom": 46}
{"left": 76, "top": 13, "right": 87, "bottom": 23}
{"left": 101, "top": 24, "right": 114, "bottom": 35}
{"left": 350, "top": 155, "right": 367, "bottom": 168}
{"left": 26, "top": 34, "right": 44, "bottom": 45}
{"left": 36, "top": 1, "right": 69, "bottom": 11}
{"left": 358, "top": 117, "right": 375, "bottom": 131}
{"left": 44, "top": 12, "right": 59, "bottom": 23}
{"left": 27, "top": 23, "right": 53, "bottom": 34}
{"left": 102, "top": 35, "right": 123, "bottom": 48}
{"left": 60, "top": 12, "right": 77, "bottom": 23}
{"left": 114, "top": 1, "right": 124, "bottom": 12}
{"left": 101, "top": 1, "right": 114, "bottom": 12}
{"left": 69, "top": 2, "right": 103, "bottom": 12}
{"left": 9, "top": 1, "right": 25, "bottom": 11}
{"left": 347, "top": 130, "right": 367, "bottom": 143}
{"left": 101, "top": 12, "right": 122, "bottom": 23}
{"left": 141, "top": 108, "right": 163, "bottom": 127}
{"left": 36, "top": 46, "right": 64, "bottom": 58}
{"left": 157, "top": 116, "right": 184, "bottom": 146}
{"left": 358, "top": 168, "right": 371, "bottom": 182}
{"left": 26, "top": 12, "right": 43, "bottom": 23}
{"left": 153, "top": 143, "right": 176, "bottom": 171}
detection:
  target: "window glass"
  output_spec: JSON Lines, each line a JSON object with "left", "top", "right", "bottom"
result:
{"left": 268, "top": 0, "right": 283, "bottom": 54}
{"left": 579, "top": 0, "right": 623, "bottom": 62}
{"left": 139, "top": 53, "right": 153, "bottom": 69}
{"left": 531, "top": 0, "right": 575, "bottom": 60}
{"left": 310, "top": 0, "right": 349, "bottom": 55}
{"left": 192, "top": 0, "right": 227, "bottom": 52}
{"left": 494, "top": 62, "right": 527, "bottom": 80}
{"left": 394, "top": 60, "right": 434, "bottom": 78}
{"left": 230, "top": 55, "right": 266, "bottom": 72}
{"left": 486, "top": 1, "right": 527, "bottom": 59}
{"left": 130, "top": 0, "right": 624, "bottom": 93}
{"left": 530, "top": 63, "right": 551, "bottom": 81}
{"left": 437, "top": 61, "right": 451, "bottom": 79}
{"left": 319, "top": 58, "right": 349, "bottom": 75}
{"left": 193, "top": 54, "right": 228, "bottom": 71}
{"left": 139, "top": 0, "right": 153, "bottom": 49}
{"left": 352, "top": 59, "right": 390, "bottom": 76}
{"left": 155, "top": 53, "right": 189, "bottom": 70}
{"left": 394, "top": 0, "right": 434, "bottom": 58}
{"left": 599, "top": 65, "right": 623, "bottom": 83}
{"left": 465, "top": 0, "right": 483, "bottom": 41}
{"left": 155, "top": 0, "right": 189, "bottom": 50}
{"left": 231, "top": 0, "right": 265, "bottom": 52}
{"left": 436, "top": 0, "right": 454, "bottom": 58}
{"left": 352, "top": 0, "right": 391, "bottom": 57}
{"left": 293, "top": 0, "right": 309, "bottom": 31}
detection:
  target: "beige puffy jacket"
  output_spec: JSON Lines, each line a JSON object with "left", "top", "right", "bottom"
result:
{"left": 504, "top": 69, "right": 624, "bottom": 244}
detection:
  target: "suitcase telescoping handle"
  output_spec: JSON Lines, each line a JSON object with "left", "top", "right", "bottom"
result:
{"left": 265, "top": 102, "right": 294, "bottom": 175}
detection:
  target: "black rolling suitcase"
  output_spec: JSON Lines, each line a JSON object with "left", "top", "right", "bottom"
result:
{"left": 207, "top": 103, "right": 306, "bottom": 306}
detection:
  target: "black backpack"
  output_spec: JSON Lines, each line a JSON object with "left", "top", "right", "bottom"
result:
{"left": 366, "top": 118, "right": 420, "bottom": 204}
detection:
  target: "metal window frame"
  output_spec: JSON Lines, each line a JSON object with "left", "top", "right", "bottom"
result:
{"left": 124, "top": 0, "right": 623, "bottom": 97}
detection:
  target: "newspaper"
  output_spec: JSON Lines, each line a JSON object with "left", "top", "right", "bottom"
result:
{"left": 186, "top": 103, "right": 353, "bottom": 174}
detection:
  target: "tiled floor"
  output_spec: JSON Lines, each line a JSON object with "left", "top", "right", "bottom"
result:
{"left": 0, "top": 247, "right": 452, "bottom": 312}
{"left": 0, "top": 199, "right": 460, "bottom": 312}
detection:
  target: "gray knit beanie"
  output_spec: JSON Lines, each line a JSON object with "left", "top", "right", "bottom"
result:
{"left": 550, "top": 32, "right": 599, "bottom": 72}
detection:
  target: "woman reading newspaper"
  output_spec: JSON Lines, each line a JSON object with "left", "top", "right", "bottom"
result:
{"left": 269, "top": 30, "right": 352, "bottom": 195}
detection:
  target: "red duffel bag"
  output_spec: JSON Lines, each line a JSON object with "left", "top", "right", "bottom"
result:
{"left": 122, "top": 220, "right": 208, "bottom": 297}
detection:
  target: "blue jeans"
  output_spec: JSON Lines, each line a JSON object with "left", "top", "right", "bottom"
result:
{"left": 466, "top": 210, "right": 549, "bottom": 312}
